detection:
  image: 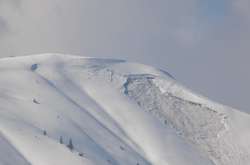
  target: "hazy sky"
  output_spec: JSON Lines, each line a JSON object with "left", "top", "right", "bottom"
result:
{"left": 0, "top": 0, "right": 249, "bottom": 112}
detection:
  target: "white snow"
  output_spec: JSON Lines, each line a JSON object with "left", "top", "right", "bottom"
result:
{"left": 0, "top": 53, "right": 249, "bottom": 165}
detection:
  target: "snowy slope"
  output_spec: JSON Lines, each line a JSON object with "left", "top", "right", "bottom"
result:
{"left": 0, "top": 54, "right": 250, "bottom": 165}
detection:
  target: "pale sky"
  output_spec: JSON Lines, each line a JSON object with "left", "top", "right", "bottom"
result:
{"left": 0, "top": 0, "right": 249, "bottom": 112}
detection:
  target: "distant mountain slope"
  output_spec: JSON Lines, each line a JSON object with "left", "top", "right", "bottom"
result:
{"left": 0, "top": 54, "right": 249, "bottom": 165}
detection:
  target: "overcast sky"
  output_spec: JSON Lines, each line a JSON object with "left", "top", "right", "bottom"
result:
{"left": 0, "top": 0, "right": 249, "bottom": 112}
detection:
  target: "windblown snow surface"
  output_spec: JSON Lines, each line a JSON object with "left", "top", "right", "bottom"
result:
{"left": 0, "top": 54, "right": 250, "bottom": 165}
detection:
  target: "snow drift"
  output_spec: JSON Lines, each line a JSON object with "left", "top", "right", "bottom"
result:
{"left": 0, "top": 54, "right": 250, "bottom": 165}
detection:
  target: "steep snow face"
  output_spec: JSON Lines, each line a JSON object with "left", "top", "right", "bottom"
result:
{"left": 0, "top": 54, "right": 249, "bottom": 165}
{"left": 122, "top": 76, "right": 238, "bottom": 165}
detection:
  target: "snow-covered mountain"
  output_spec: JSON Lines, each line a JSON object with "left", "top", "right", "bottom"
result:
{"left": 0, "top": 54, "right": 250, "bottom": 165}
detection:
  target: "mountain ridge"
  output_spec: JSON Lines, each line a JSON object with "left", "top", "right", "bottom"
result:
{"left": 0, "top": 54, "right": 250, "bottom": 165}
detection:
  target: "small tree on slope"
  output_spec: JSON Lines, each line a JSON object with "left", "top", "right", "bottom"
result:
{"left": 60, "top": 136, "right": 63, "bottom": 144}
{"left": 67, "top": 138, "right": 74, "bottom": 151}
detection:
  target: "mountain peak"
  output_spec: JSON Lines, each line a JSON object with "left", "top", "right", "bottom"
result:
{"left": 0, "top": 53, "right": 250, "bottom": 165}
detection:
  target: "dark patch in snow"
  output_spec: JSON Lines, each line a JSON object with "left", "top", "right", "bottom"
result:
{"left": 78, "top": 153, "right": 85, "bottom": 157}
{"left": 33, "top": 98, "right": 40, "bottom": 104}
{"left": 31, "top": 64, "right": 38, "bottom": 71}
{"left": 43, "top": 130, "right": 47, "bottom": 136}
{"left": 120, "top": 146, "right": 125, "bottom": 151}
